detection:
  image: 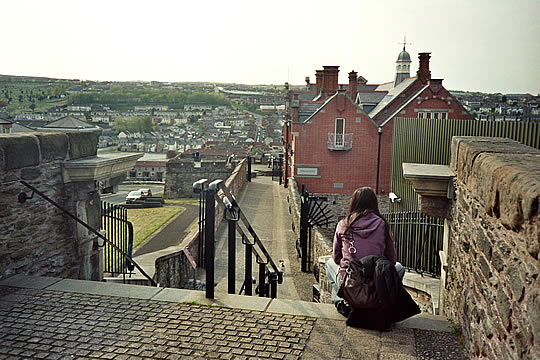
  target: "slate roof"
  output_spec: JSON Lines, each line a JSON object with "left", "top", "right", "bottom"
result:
{"left": 358, "top": 92, "right": 388, "bottom": 105}
{"left": 369, "top": 77, "right": 417, "bottom": 118}
{"left": 43, "top": 115, "right": 97, "bottom": 129}
{"left": 298, "top": 102, "right": 323, "bottom": 122}
{"left": 357, "top": 85, "right": 379, "bottom": 92}
{"left": 11, "top": 122, "right": 36, "bottom": 133}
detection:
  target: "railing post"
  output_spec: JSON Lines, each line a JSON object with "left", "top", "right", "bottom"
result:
{"left": 247, "top": 155, "right": 252, "bottom": 182}
{"left": 269, "top": 270, "right": 278, "bottom": 299}
{"left": 193, "top": 179, "right": 208, "bottom": 267}
{"left": 258, "top": 262, "right": 266, "bottom": 297}
{"left": 228, "top": 218, "right": 236, "bottom": 294}
{"left": 204, "top": 187, "right": 216, "bottom": 299}
{"left": 300, "top": 185, "right": 309, "bottom": 272}
{"left": 245, "top": 241, "right": 253, "bottom": 296}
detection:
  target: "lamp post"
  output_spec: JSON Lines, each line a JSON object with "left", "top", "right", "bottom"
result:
{"left": 376, "top": 126, "right": 382, "bottom": 194}
{"left": 284, "top": 118, "right": 290, "bottom": 188}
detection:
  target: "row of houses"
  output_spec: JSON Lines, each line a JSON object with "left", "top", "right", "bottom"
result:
{"left": 284, "top": 47, "right": 472, "bottom": 196}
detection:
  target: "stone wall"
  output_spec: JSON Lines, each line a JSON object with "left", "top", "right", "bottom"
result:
{"left": 155, "top": 159, "right": 248, "bottom": 288}
{"left": 444, "top": 137, "right": 539, "bottom": 359}
{"left": 165, "top": 156, "right": 236, "bottom": 198}
{"left": 0, "top": 132, "right": 101, "bottom": 281}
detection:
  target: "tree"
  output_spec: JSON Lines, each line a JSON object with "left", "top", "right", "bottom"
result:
{"left": 29, "top": 103, "right": 36, "bottom": 112}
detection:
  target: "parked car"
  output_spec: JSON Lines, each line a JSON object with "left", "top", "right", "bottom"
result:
{"left": 126, "top": 190, "right": 143, "bottom": 204}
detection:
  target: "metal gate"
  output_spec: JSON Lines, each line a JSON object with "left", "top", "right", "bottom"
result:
{"left": 100, "top": 201, "right": 134, "bottom": 276}
{"left": 271, "top": 156, "right": 283, "bottom": 184}
{"left": 298, "top": 184, "right": 332, "bottom": 272}
{"left": 385, "top": 211, "right": 444, "bottom": 277}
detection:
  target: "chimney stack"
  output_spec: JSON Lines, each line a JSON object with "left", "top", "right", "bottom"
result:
{"left": 348, "top": 70, "right": 358, "bottom": 100}
{"left": 322, "top": 66, "right": 339, "bottom": 95}
{"left": 315, "top": 70, "right": 323, "bottom": 94}
{"left": 417, "top": 52, "right": 431, "bottom": 84}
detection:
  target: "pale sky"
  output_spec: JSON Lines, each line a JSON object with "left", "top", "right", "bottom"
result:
{"left": 2, "top": 0, "right": 539, "bottom": 94}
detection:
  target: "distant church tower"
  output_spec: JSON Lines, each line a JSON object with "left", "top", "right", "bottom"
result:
{"left": 394, "top": 38, "right": 411, "bottom": 87}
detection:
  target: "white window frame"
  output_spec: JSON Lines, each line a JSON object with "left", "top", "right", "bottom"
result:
{"left": 335, "top": 118, "right": 345, "bottom": 147}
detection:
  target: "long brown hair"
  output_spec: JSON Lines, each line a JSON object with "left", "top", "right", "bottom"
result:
{"left": 344, "top": 187, "right": 389, "bottom": 237}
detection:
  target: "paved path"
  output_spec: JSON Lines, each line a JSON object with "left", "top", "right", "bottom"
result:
{"left": 214, "top": 172, "right": 300, "bottom": 299}
{"left": 0, "top": 275, "right": 468, "bottom": 359}
{"left": 134, "top": 204, "right": 199, "bottom": 257}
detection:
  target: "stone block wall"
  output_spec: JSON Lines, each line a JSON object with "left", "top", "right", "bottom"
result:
{"left": 164, "top": 157, "right": 235, "bottom": 198}
{"left": 155, "top": 159, "right": 248, "bottom": 288}
{"left": 445, "top": 137, "right": 539, "bottom": 359}
{"left": 0, "top": 132, "right": 100, "bottom": 281}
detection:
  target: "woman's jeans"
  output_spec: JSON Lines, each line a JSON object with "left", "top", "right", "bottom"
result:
{"left": 325, "top": 258, "right": 405, "bottom": 305}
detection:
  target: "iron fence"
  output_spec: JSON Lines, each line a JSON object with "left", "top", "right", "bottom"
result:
{"left": 385, "top": 211, "right": 444, "bottom": 277}
{"left": 101, "top": 201, "right": 134, "bottom": 276}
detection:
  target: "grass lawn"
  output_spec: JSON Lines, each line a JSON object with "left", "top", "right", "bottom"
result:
{"left": 127, "top": 198, "right": 199, "bottom": 250}
{"left": 128, "top": 203, "right": 185, "bottom": 249}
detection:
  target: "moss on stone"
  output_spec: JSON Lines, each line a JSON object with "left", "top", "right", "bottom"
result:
{"left": 35, "top": 132, "right": 69, "bottom": 162}
{"left": 66, "top": 131, "right": 98, "bottom": 159}
{"left": 0, "top": 134, "right": 40, "bottom": 170}
{"left": 12, "top": 247, "right": 32, "bottom": 260}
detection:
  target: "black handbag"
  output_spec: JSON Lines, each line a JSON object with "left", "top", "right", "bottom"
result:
{"left": 338, "top": 259, "right": 379, "bottom": 309}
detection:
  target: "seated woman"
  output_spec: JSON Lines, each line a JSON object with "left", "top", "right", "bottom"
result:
{"left": 326, "top": 187, "right": 404, "bottom": 315}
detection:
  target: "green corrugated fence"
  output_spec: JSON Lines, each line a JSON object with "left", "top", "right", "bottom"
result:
{"left": 390, "top": 117, "right": 540, "bottom": 212}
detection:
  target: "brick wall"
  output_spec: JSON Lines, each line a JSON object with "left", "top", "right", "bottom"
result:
{"left": 155, "top": 159, "right": 248, "bottom": 288}
{"left": 291, "top": 93, "right": 393, "bottom": 195}
{"left": 444, "top": 137, "right": 539, "bottom": 358}
{"left": 0, "top": 132, "right": 100, "bottom": 281}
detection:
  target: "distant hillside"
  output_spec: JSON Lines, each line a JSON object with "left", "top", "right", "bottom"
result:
{"left": 70, "top": 87, "right": 230, "bottom": 109}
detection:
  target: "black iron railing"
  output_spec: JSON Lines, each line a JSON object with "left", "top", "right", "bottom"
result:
{"left": 16, "top": 180, "right": 157, "bottom": 286}
{"left": 385, "top": 211, "right": 444, "bottom": 277}
{"left": 194, "top": 178, "right": 283, "bottom": 299}
{"left": 101, "top": 201, "right": 135, "bottom": 280}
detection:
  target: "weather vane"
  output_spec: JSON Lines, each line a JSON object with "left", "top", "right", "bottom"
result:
{"left": 399, "top": 35, "right": 412, "bottom": 51}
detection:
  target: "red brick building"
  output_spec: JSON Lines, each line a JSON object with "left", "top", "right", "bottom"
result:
{"left": 284, "top": 50, "right": 472, "bottom": 195}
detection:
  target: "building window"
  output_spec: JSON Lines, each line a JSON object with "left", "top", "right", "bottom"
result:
{"left": 335, "top": 118, "right": 345, "bottom": 147}
{"left": 418, "top": 112, "right": 425, "bottom": 119}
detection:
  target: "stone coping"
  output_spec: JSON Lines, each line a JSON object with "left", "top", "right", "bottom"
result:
{"left": 63, "top": 152, "right": 143, "bottom": 182}
{"left": 0, "top": 274, "right": 453, "bottom": 332}
{"left": 402, "top": 272, "right": 441, "bottom": 314}
{"left": 402, "top": 162, "right": 455, "bottom": 198}
{"left": 402, "top": 163, "right": 455, "bottom": 180}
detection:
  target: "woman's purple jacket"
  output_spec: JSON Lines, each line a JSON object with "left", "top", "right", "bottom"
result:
{"left": 332, "top": 212, "right": 397, "bottom": 279}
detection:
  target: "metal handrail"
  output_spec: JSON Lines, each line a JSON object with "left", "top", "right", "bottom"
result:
{"left": 217, "top": 182, "right": 283, "bottom": 284}
{"left": 19, "top": 180, "right": 157, "bottom": 286}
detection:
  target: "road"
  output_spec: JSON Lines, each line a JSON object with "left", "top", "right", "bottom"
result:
{"left": 100, "top": 184, "right": 165, "bottom": 205}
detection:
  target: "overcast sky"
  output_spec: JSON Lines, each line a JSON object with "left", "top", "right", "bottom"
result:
{"left": 2, "top": 0, "right": 539, "bottom": 94}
